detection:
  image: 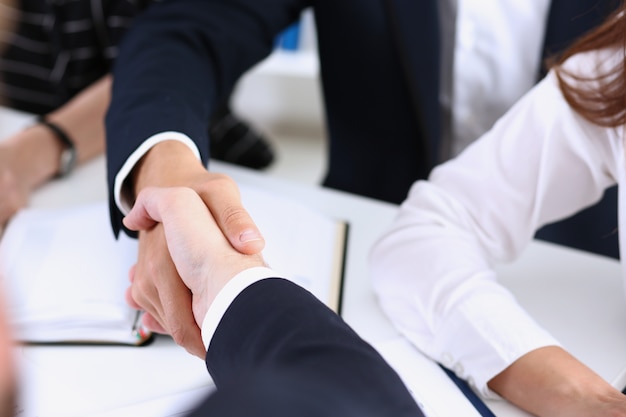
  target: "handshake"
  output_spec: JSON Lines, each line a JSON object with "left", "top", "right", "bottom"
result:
{"left": 123, "top": 185, "right": 268, "bottom": 358}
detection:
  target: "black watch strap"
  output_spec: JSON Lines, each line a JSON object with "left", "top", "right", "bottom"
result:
{"left": 37, "top": 116, "right": 77, "bottom": 178}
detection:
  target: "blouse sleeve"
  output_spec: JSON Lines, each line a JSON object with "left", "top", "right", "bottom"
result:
{"left": 370, "top": 49, "right": 623, "bottom": 397}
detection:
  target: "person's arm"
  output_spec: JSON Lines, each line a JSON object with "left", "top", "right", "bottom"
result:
{"left": 106, "top": 0, "right": 307, "bottom": 235}
{"left": 120, "top": 143, "right": 265, "bottom": 357}
{"left": 0, "top": 75, "right": 110, "bottom": 223}
{"left": 123, "top": 187, "right": 424, "bottom": 417}
{"left": 370, "top": 49, "right": 624, "bottom": 412}
{"left": 190, "top": 278, "right": 425, "bottom": 417}
{"left": 0, "top": 285, "right": 16, "bottom": 417}
{"left": 105, "top": 0, "right": 307, "bottom": 356}
{"left": 488, "top": 346, "right": 626, "bottom": 417}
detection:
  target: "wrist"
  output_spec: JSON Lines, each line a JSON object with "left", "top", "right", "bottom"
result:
{"left": 3, "top": 124, "right": 63, "bottom": 189}
{"left": 199, "top": 265, "right": 277, "bottom": 350}
{"left": 488, "top": 346, "right": 623, "bottom": 417}
{"left": 131, "top": 140, "right": 205, "bottom": 197}
{"left": 194, "top": 254, "right": 266, "bottom": 321}
{"left": 37, "top": 116, "right": 77, "bottom": 178}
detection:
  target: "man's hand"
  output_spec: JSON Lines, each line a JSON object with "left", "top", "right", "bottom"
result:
{"left": 126, "top": 223, "right": 206, "bottom": 357}
{"left": 122, "top": 141, "right": 265, "bottom": 357}
{"left": 132, "top": 140, "right": 265, "bottom": 254}
{"left": 123, "top": 186, "right": 265, "bottom": 356}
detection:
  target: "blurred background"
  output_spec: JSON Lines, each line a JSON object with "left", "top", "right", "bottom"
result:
{"left": 230, "top": 9, "right": 326, "bottom": 186}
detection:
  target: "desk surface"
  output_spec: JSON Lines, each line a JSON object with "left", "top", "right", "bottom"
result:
{"left": 4, "top": 107, "right": 626, "bottom": 417}
{"left": 15, "top": 153, "right": 406, "bottom": 417}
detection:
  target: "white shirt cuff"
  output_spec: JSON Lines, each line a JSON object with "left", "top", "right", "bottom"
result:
{"left": 200, "top": 267, "right": 286, "bottom": 350}
{"left": 113, "top": 131, "right": 201, "bottom": 215}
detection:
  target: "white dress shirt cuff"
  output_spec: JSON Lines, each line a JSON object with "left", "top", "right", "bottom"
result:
{"left": 431, "top": 293, "right": 561, "bottom": 399}
{"left": 113, "top": 132, "right": 201, "bottom": 215}
{"left": 200, "top": 267, "right": 285, "bottom": 350}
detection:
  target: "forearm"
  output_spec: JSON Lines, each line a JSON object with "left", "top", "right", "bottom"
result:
{"left": 488, "top": 346, "right": 626, "bottom": 416}
{"left": 0, "top": 290, "right": 16, "bottom": 417}
{"left": 371, "top": 69, "right": 619, "bottom": 396}
{"left": 4, "top": 75, "right": 110, "bottom": 189}
{"left": 45, "top": 75, "right": 110, "bottom": 165}
{"left": 106, "top": 0, "right": 305, "bottom": 185}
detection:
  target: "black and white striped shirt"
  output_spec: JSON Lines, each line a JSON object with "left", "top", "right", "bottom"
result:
{"left": 0, "top": 0, "right": 146, "bottom": 114}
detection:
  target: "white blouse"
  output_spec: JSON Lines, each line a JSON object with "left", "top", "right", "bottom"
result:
{"left": 370, "top": 48, "right": 625, "bottom": 398}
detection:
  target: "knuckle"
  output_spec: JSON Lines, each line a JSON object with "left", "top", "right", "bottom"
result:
{"left": 137, "top": 257, "right": 161, "bottom": 279}
{"left": 200, "top": 173, "right": 238, "bottom": 197}
{"left": 169, "top": 324, "right": 188, "bottom": 346}
{"left": 130, "top": 264, "right": 162, "bottom": 303}
{"left": 167, "top": 186, "right": 197, "bottom": 204}
{"left": 220, "top": 205, "right": 250, "bottom": 227}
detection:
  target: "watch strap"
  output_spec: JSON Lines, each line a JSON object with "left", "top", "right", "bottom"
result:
{"left": 37, "top": 116, "right": 77, "bottom": 177}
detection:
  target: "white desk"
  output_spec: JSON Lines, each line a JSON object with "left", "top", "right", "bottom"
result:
{"left": 492, "top": 243, "right": 626, "bottom": 417}
{"left": 195, "top": 164, "right": 626, "bottom": 417}
{"left": 4, "top": 107, "right": 626, "bottom": 416}
{"left": 11, "top": 150, "right": 405, "bottom": 416}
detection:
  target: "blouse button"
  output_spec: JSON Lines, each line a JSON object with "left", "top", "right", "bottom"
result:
{"left": 441, "top": 352, "right": 454, "bottom": 366}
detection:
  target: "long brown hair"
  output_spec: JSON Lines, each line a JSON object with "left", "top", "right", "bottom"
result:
{"left": 555, "top": 2, "right": 626, "bottom": 127}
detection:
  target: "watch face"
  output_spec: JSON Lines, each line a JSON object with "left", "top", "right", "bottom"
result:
{"left": 58, "top": 147, "right": 77, "bottom": 177}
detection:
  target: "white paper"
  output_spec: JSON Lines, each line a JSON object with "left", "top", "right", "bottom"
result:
{"left": 0, "top": 202, "right": 143, "bottom": 344}
{"left": 239, "top": 183, "right": 346, "bottom": 309}
{"left": 4, "top": 188, "right": 347, "bottom": 416}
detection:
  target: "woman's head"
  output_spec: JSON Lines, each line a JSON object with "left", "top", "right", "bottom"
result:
{"left": 555, "top": 1, "right": 626, "bottom": 127}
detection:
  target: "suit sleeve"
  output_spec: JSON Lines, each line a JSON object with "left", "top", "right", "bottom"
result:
{"left": 187, "top": 278, "right": 424, "bottom": 417}
{"left": 105, "top": 0, "right": 308, "bottom": 235}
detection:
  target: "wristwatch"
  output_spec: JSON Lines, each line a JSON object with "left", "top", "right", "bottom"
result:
{"left": 37, "top": 116, "right": 77, "bottom": 178}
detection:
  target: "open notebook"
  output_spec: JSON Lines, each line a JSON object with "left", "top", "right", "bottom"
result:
{"left": 0, "top": 184, "right": 347, "bottom": 346}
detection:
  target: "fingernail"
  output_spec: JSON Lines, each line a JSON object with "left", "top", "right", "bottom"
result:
{"left": 239, "top": 229, "right": 263, "bottom": 243}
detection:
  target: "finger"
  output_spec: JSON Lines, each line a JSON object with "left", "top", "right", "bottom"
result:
{"left": 125, "top": 187, "right": 200, "bottom": 232}
{"left": 127, "top": 282, "right": 169, "bottom": 332}
{"left": 124, "top": 286, "right": 142, "bottom": 310}
{"left": 130, "top": 231, "right": 172, "bottom": 335}
{"left": 141, "top": 312, "right": 168, "bottom": 334}
{"left": 128, "top": 264, "right": 136, "bottom": 283}
{"left": 132, "top": 187, "right": 229, "bottom": 270}
{"left": 158, "top": 273, "right": 206, "bottom": 358}
{"left": 197, "top": 174, "right": 264, "bottom": 254}
{"left": 130, "top": 185, "right": 256, "bottom": 260}
{"left": 128, "top": 268, "right": 169, "bottom": 333}
{"left": 123, "top": 186, "right": 172, "bottom": 231}
{"left": 134, "top": 223, "right": 205, "bottom": 357}
{"left": 125, "top": 281, "right": 168, "bottom": 334}
{"left": 166, "top": 312, "right": 206, "bottom": 359}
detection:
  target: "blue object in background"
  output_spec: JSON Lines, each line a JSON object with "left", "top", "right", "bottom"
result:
{"left": 276, "top": 21, "right": 301, "bottom": 51}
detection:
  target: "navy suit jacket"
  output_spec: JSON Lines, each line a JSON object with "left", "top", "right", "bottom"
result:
{"left": 106, "top": 0, "right": 619, "bottom": 257}
{"left": 185, "top": 278, "right": 423, "bottom": 416}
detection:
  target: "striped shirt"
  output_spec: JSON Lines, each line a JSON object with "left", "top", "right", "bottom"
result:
{"left": 0, "top": 0, "right": 146, "bottom": 114}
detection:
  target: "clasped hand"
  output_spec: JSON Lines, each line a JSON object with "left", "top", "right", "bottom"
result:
{"left": 123, "top": 185, "right": 266, "bottom": 358}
